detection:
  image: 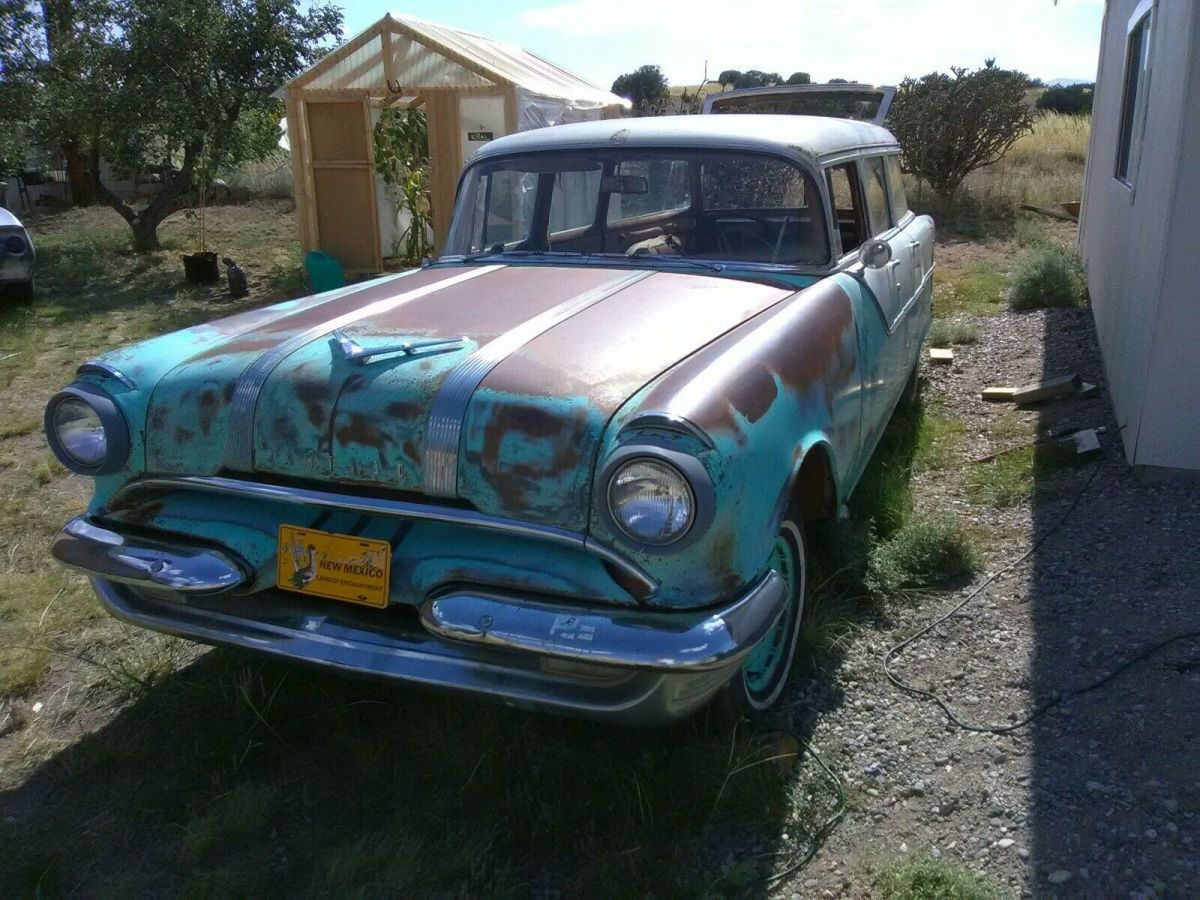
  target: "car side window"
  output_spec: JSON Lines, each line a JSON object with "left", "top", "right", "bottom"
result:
{"left": 862, "top": 156, "right": 892, "bottom": 236}
{"left": 884, "top": 155, "right": 909, "bottom": 222}
{"left": 825, "top": 163, "right": 867, "bottom": 256}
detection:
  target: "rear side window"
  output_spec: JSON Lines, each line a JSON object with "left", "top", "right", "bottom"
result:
{"left": 885, "top": 156, "right": 909, "bottom": 221}
{"left": 862, "top": 156, "right": 892, "bottom": 235}
{"left": 826, "top": 163, "right": 867, "bottom": 254}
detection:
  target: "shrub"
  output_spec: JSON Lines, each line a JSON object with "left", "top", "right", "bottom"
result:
{"left": 927, "top": 320, "right": 980, "bottom": 346}
{"left": 1036, "top": 83, "right": 1095, "bottom": 116}
{"left": 611, "top": 65, "right": 670, "bottom": 113}
{"left": 890, "top": 61, "right": 1035, "bottom": 200}
{"left": 866, "top": 514, "right": 976, "bottom": 595}
{"left": 879, "top": 856, "right": 1000, "bottom": 900}
{"left": 1006, "top": 245, "right": 1087, "bottom": 310}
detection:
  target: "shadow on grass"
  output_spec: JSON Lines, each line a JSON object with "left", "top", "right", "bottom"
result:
{"left": 0, "top": 648, "right": 816, "bottom": 897}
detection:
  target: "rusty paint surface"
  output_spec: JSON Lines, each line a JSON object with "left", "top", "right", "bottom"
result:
{"left": 459, "top": 272, "right": 793, "bottom": 529}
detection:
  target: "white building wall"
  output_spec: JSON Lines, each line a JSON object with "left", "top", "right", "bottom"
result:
{"left": 1079, "top": 0, "right": 1199, "bottom": 471}
{"left": 1135, "top": 13, "right": 1200, "bottom": 470}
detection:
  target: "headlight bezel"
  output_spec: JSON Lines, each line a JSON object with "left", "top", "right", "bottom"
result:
{"left": 599, "top": 443, "right": 715, "bottom": 552}
{"left": 44, "top": 382, "right": 130, "bottom": 475}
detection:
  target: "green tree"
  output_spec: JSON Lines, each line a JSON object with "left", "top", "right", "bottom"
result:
{"left": 889, "top": 62, "right": 1035, "bottom": 199}
{"left": 31, "top": 0, "right": 340, "bottom": 249}
{"left": 1036, "top": 83, "right": 1094, "bottom": 115}
{"left": 717, "top": 69, "right": 742, "bottom": 88}
{"left": 0, "top": 0, "right": 45, "bottom": 178}
{"left": 785, "top": 71, "right": 811, "bottom": 85}
{"left": 611, "top": 64, "right": 670, "bottom": 115}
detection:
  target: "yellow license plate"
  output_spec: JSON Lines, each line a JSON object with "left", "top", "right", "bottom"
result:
{"left": 277, "top": 525, "right": 390, "bottom": 609}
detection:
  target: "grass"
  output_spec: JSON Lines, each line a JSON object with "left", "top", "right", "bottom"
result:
{"left": 0, "top": 201, "right": 306, "bottom": 707}
{"left": 878, "top": 855, "right": 1000, "bottom": 900}
{"left": 965, "top": 441, "right": 1080, "bottom": 508}
{"left": 934, "top": 260, "right": 1007, "bottom": 317}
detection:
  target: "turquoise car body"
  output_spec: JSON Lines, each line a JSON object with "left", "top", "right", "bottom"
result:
{"left": 47, "top": 115, "right": 933, "bottom": 725}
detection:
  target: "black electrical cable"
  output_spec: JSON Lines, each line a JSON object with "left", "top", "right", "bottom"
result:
{"left": 883, "top": 456, "right": 1200, "bottom": 734}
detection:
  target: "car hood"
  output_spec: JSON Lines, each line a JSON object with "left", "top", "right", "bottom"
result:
{"left": 138, "top": 263, "right": 794, "bottom": 529}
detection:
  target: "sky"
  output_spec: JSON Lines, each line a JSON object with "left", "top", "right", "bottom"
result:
{"left": 328, "top": 0, "right": 1105, "bottom": 89}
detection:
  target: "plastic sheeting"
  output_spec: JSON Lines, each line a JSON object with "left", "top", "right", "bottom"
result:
{"left": 291, "top": 13, "right": 630, "bottom": 113}
{"left": 516, "top": 89, "right": 607, "bottom": 131}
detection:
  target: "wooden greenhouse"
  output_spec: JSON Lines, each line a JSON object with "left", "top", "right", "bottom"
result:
{"left": 279, "top": 13, "right": 630, "bottom": 272}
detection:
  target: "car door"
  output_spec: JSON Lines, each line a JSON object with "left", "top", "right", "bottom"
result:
{"left": 859, "top": 155, "right": 915, "bottom": 413}
{"left": 883, "top": 154, "right": 934, "bottom": 368}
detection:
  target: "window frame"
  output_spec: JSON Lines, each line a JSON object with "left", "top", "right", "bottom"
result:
{"left": 1115, "top": 0, "right": 1155, "bottom": 188}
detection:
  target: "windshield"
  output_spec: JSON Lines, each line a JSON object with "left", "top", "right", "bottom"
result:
{"left": 444, "top": 150, "right": 829, "bottom": 268}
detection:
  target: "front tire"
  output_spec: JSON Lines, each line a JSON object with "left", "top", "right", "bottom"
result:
{"left": 714, "top": 515, "right": 807, "bottom": 722}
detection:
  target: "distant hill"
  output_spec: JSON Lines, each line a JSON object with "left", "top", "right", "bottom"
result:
{"left": 1048, "top": 78, "right": 1093, "bottom": 87}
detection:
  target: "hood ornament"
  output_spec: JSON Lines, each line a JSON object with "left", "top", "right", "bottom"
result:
{"left": 332, "top": 330, "right": 468, "bottom": 365}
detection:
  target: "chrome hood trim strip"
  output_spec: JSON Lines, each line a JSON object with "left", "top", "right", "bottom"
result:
{"left": 222, "top": 265, "right": 502, "bottom": 471}
{"left": 421, "top": 269, "right": 652, "bottom": 497}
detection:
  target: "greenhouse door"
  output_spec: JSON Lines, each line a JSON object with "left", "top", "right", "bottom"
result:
{"left": 305, "top": 99, "right": 382, "bottom": 273}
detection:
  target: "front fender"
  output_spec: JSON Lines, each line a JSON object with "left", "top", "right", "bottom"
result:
{"left": 591, "top": 278, "right": 862, "bottom": 609}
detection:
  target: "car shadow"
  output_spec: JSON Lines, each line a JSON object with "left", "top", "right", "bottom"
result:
{"left": 1019, "top": 307, "right": 1200, "bottom": 893}
{"left": 0, "top": 626, "right": 842, "bottom": 896}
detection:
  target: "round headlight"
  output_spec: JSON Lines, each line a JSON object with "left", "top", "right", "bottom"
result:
{"left": 45, "top": 384, "right": 130, "bottom": 475}
{"left": 52, "top": 397, "right": 108, "bottom": 467}
{"left": 607, "top": 458, "right": 695, "bottom": 545}
{"left": 4, "top": 234, "right": 26, "bottom": 255}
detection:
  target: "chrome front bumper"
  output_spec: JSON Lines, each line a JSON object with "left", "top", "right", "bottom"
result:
{"left": 54, "top": 517, "right": 787, "bottom": 725}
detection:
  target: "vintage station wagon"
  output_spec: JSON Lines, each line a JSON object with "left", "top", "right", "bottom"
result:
{"left": 46, "top": 115, "right": 933, "bottom": 725}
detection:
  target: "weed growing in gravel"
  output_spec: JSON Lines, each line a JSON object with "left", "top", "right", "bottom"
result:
{"left": 914, "top": 413, "right": 968, "bottom": 472}
{"left": 866, "top": 514, "right": 976, "bottom": 595}
{"left": 1014, "top": 217, "right": 1053, "bottom": 248}
{"left": 878, "top": 854, "right": 1000, "bottom": 900}
{"left": 934, "top": 261, "right": 1007, "bottom": 317}
{"left": 927, "top": 320, "right": 980, "bottom": 347}
{"left": 1006, "top": 245, "right": 1087, "bottom": 310}
{"left": 965, "top": 441, "right": 1079, "bottom": 508}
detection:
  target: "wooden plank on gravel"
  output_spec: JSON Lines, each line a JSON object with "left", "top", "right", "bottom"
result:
{"left": 1012, "top": 373, "right": 1081, "bottom": 405}
{"left": 982, "top": 386, "right": 1018, "bottom": 402}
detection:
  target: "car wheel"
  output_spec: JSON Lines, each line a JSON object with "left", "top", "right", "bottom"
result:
{"left": 714, "top": 515, "right": 807, "bottom": 722}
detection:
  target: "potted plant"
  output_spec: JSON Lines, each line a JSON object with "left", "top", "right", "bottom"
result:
{"left": 182, "top": 155, "right": 219, "bottom": 283}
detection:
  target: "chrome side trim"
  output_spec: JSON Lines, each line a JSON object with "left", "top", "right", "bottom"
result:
{"left": 112, "top": 474, "right": 659, "bottom": 598}
{"left": 885, "top": 262, "right": 936, "bottom": 336}
{"left": 421, "top": 269, "right": 652, "bottom": 497}
{"left": 223, "top": 265, "right": 502, "bottom": 472}
{"left": 77, "top": 360, "right": 136, "bottom": 390}
{"left": 420, "top": 571, "right": 784, "bottom": 671}
{"left": 52, "top": 516, "right": 249, "bottom": 593}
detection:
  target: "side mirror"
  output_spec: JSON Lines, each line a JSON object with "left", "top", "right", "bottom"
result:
{"left": 859, "top": 238, "right": 892, "bottom": 269}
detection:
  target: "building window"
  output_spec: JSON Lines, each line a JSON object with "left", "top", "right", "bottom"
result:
{"left": 1116, "top": 4, "right": 1153, "bottom": 184}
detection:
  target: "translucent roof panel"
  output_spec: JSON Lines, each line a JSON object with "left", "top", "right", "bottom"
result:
{"left": 292, "top": 13, "right": 630, "bottom": 109}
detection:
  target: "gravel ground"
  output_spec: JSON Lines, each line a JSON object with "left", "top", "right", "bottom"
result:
{"left": 770, "top": 291, "right": 1200, "bottom": 897}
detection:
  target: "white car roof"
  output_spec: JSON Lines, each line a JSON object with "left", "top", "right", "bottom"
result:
{"left": 468, "top": 115, "right": 900, "bottom": 168}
